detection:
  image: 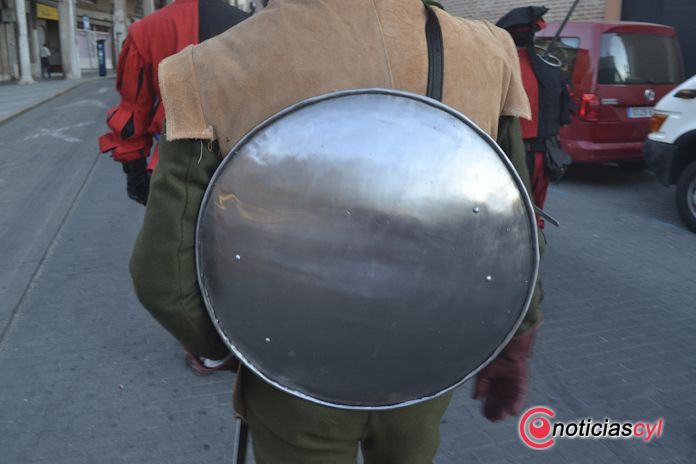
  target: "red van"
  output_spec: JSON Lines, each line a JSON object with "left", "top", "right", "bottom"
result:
{"left": 536, "top": 21, "right": 684, "bottom": 168}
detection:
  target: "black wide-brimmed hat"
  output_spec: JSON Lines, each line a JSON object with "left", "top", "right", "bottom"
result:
{"left": 496, "top": 6, "right": 549, "bottom": 30}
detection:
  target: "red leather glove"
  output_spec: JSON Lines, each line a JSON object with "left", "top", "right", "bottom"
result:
{"left": 472, "top": 325, "right": 538, "bottom": 422}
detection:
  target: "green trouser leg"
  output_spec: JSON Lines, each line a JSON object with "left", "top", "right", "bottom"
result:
{"left": 243, "top": 373, "right": 453, "bottom": 464}
{"left": 360, "top": 393, "right": 452, "bottom": 464}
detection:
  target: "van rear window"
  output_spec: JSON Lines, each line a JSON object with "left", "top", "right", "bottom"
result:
{"left": 598, "top": 33, "right": 681, "bottom": 85}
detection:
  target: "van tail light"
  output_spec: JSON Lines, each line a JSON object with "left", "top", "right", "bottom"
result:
{"left": 579, "top": 94, "right": 601, "bottom": 122}
{"left": 649, "top": 113, "right": 668, "bottom": 133}
{"left": 675, "top": 89, "right": 696, "bottom": 99}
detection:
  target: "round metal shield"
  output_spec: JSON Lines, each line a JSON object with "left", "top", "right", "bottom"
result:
{"left": 196, "top": 89, "right": 538, "bottom": 409}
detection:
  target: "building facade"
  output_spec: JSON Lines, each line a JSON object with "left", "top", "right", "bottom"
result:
{"left": 0, "top": 0, "right": 253, "bottom": 82}
{"left": 621, "top": 0, "right": 696, "bottom": 78}
{"left": 0, "top": 0, "right": 148, "bottom": 81}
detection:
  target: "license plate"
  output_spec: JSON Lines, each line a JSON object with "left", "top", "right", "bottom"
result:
{"left": 627, "top": 107, "right": 654, "bottom": 118}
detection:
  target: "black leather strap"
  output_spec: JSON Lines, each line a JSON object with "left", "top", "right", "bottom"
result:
{"left": 198, "top": 0, "right": 250, "bottom": 42}
{"left": 425, "top": 5, "right": 444, "bottom": 101}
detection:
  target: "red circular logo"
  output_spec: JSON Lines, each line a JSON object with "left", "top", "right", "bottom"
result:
{"left": 519, "top": 407, "right": 556, "bottom": 449}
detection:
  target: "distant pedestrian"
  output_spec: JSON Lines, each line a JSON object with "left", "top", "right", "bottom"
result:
{"left": 40, "top": 44, "right": 51, "bottom": 79}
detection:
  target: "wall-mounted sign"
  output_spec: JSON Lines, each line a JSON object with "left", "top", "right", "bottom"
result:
{"left": 37, "top": 4, "right": 59, "bottom": 21}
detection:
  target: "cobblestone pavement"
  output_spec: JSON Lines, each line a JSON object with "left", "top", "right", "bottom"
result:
{"left": 0, "top": 80, "right": 694, "bottom": 463}
{"left": 440, "top": 165, "right": 696, "bottom": 463}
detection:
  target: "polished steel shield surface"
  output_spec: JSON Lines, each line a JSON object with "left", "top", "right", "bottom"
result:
{"left": 196, "top": 89, "right": 539, "bottom": 409}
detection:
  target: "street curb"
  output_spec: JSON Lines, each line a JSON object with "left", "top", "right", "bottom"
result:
{"left": 0, "top": 76, "right": 114, "bottom": 126}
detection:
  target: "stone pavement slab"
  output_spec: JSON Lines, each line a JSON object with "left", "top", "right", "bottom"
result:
{"left": 0, "top": 76, "right": 111, "bottom": 124}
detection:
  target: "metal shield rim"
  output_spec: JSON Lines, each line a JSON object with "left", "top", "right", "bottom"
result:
{"left": 195, "top": 88, "right": 540, "bottom": 410}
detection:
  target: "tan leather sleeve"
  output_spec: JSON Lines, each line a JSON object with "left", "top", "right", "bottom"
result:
{"left": 158, "top": 46, "right": 215, "bottom": 141}
{"left": 489, "top": 23, "right": 532, "bottom": 120}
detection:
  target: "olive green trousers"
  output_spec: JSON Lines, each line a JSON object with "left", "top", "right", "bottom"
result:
{"left": 242, "top": 373, "right": 453, "bottom": 464}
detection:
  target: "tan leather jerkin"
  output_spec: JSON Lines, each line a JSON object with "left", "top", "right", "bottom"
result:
{"left": 158, "top": 0, "right": 531, "bottom": 155}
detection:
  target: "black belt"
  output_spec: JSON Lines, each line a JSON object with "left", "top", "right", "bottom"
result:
{"left": 525, "top": 139, "right": 549, "bottom": 153}
{"left": 425, "top": 4, "right": 444, "bottom": 102}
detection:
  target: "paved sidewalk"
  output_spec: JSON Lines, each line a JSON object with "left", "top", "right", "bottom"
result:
{"left": 1, "top": 80, "right": 695, "bottom": 463}
{"left": 0, "top": 75, "right": 112, "bottom": 124}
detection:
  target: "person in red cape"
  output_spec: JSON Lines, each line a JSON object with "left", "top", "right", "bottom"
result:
{"left": 99, "top": 0, "right": 248, "bottom": 206}
{"left": 99, "top": 0, "right": 248, "bottom": 375}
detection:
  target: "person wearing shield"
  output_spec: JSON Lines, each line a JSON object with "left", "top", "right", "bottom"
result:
{"left": 130, "top": 0, "right": 543, "bottom": 462}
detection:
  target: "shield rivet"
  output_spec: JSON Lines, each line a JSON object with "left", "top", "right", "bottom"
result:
{"left": 265, "top": 337, "right": 271, "bottom": 343}
{"left": 235, "top": 254, "right": 241, "bottom": 261}
{"left": 473, "top": 207, "right": 480, "bottom": 213}
{"left": 485, "top": 275, "right": 493, "bottom": 282}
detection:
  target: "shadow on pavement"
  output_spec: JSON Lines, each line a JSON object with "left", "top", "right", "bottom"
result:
{"left": 562, "top": 163, "right": 656, "bottom": 187}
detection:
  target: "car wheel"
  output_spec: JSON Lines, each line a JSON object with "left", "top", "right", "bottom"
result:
{"left": 675, "top": 160, "right": 696, "bottom": 233}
